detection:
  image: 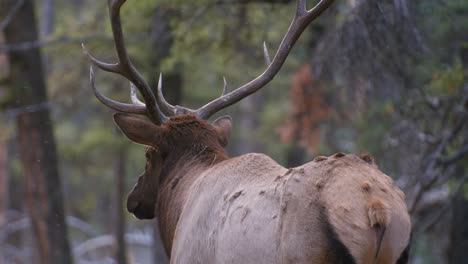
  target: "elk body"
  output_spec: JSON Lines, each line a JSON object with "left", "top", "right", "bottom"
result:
{"left": 83, "top": 0, "right": 412, "bottom": 263}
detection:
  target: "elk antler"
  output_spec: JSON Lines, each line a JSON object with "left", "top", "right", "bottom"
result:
{"left": 82, "top": 0, "right": 172, "bottom": 124}
{"left": 194, "top": 0, "right": 334, "bottom": 119}
{"left": 83, "top": 0, "right": 334, "bottom": 123}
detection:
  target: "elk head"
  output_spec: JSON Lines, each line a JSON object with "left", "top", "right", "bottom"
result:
{"left": 115, "top": 113, "right": 232, "bottom": 219}
{"left": 126, "top": 147, "right": 162, "bottom": 219}
{"left": 83, "top": 0, "right": 334, "bottom": 219}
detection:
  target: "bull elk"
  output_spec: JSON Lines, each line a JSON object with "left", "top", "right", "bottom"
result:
{"left": 83, "top": 0, "right": 411, "bottom": 263}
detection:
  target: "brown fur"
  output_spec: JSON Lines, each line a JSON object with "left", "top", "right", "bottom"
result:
{"left": 314, "top": 156, "right": 328, "bottom": 162}
{"left": 368, "top": 199, "right": 390, "bottom": 228}
{"left": 368, "top": 199, "right": 391, "bottom": 260}
{"left": 116, "top": 114, "right": 412, "bottom": 264}
{"left": 360, "top": 153, "right": 375, "bottom": 165}
{"left": 362, "top": 181, "right": 372, "bottom": 192}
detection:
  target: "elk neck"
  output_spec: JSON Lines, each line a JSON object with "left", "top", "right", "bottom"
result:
{"left": 155, "top": 134, "right": 229, "bottom": 255}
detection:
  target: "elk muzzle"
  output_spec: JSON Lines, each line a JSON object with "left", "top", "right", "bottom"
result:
{"left": 126, "top": 195, "right": 156, "bottom": 219}
{"left": 127, "top": 179, "right": 157, "bottom": 219}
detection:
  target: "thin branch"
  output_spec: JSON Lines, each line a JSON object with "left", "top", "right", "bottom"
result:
{"left": 409, "top": 132, "right": 453, "bottom": 213}
{"left": 409, "top": 114, "right": 467, "bottom": 213}
{"left": 0, "top": 0, "right": 25, "bottom": 32}
{"left": 439, "top": 145, "right": 468, "bottom": 165}
{"left": 0, "top": 35, "right": 113, "bottom": 52}
{"left": 0, "top": 31, "right": 157, "bottom": 53}
{"left": 215, "top": 0, "right": 294, "bottom": 5}
{"left": 422, "top": 174, "right": 468, "bottom": 232}
{"left": 1, "top": 102, "right": 52, "bottom": 119}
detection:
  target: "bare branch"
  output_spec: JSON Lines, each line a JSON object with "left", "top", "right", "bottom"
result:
{"left": 409, "top": 115, "right": 467, "bottom": 213}
{"left": 439, "top": 145, "right": 468, "bottom": 166}
{"left": 422, "top": 174, "right": 468, "bottom": 232}
{"left": 0, "top": 35, "right": 113, "bottom": 52}
{"left": 0, "top": 0, "right": 25, "bottom": 32}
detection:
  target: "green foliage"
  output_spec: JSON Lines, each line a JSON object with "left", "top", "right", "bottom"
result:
{"left": 258, "top": 95, "right": 290, "bottom": 163}
{"left": 356, "top": 101, "right": 394, "bottom": 155}
{"left": 60, "top": 125, "right": 120, "bottom": 159}
{"left": 429, "top": 60, "right": 465, "bottom": 96}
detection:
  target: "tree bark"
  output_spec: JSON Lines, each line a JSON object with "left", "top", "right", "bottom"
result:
{"left": 237, "top": 94, "right": 263, "bottom": 154}
{"left": 149, "top": 8, "right": 178, "bottom": 264}
{"left": 40, "top": 0, "right": 54, "bottom": 37}
{"left": 114, "top": 144, "right": 128, "bottom": 264}
{"left": 446, "top": 15, "right": 468, "bottom": 264}
{"left": 3, "top": 1, "right": 72, "bottom": 263}
{"left": 233, "top": 4, "right": 264, "bottom": 155}
{"left": 448, "top": 192, "right": 468, "bottom": 264}
{"left": 0, "top": 137, "right": 7, "bottom": 226}
{"left": 149, "top": 8, "right": 183, "bottom": 106}
{"left": 39, "top": 0, "right": 54, "bottom": 71}
{"left": 285, "top": 139, "right": 308, "bottom": 168}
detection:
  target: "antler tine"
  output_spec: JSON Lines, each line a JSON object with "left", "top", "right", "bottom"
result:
{"left": 82, "top": 44, "right": 120, "bottom": 73}
{"left": 195, "top": 0, "right": 334, "bottom": 119}
{"left": 297, "top": 0, "right": 308, "bottom": 16}
{"left": 222, "top": 77, "right": 228, "bottom": 96}
{"left": 156, "top": 73, "right": 178, "bottom": 116}
{"left": 83, "top": 0, "right": 168, "bottom": 124}
{"left": 263, "top": 41, "right": 271, "bottom": 66}
{"left": 130, "top": 82, "right": 146, "bottom": 106}
{"left": 90, "top": 66, "right": 147, "bottom": 114}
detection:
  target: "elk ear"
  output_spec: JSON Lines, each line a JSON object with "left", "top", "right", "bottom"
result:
{"left": 114, "top": 113, "right": 164, "bottom": 147}
{"left": 213, "top": 115, "right": 232, "bottom": 147}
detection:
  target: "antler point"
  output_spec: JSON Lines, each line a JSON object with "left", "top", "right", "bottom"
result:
{"left": 222, "top": 76, "right": 228, "bottom": 96}
{"left": 82, "top": 43, "right": 90, "bottom": 54}
{"left": 263, "top": 41, "right": 271, "bottom": 66}
{"left": 158, "top": 73, "right": 163, "bottom": 88}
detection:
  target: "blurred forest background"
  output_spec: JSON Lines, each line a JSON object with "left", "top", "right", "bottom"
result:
{"left": 0, "top": 0, "right": 467, "bottom": 263}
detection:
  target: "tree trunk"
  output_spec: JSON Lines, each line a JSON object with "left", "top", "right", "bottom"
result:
{"left": 40, "top": 0, "right": 54, "bottom": 71}
{"left": 40, "top": 0, "right": 54, "bottom": 37}
{"left": 149, "top": 7, "right": 183, "bottom": 106}
{"left": 448, "top": 192, "right": 468, "bottom": 264}
{"left": 114, "top": 144, "right": 128, "bottom": 264}
{"left": 3, "top": 1, "right": 72, "bottom": 263}
{"left": 149, "top": 8, "right": 179, "bottom": 264}
{"left": 233, "top": 4, "right": 264, "bottom": 155}
{"left": 447, "top": 18, "right": 468, "bottom": 264}
{"left": 285, "top": 139, "right": 308, "bottom": 168}
{"left": 237, "top": 94, "right": 263, "bottom": 154}
{"left": 0, "top": 137, "right": 7, "bottom": 226}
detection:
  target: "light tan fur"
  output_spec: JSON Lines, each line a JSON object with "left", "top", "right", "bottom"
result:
{"left": 162, "top": 153, "right": 411, "bottom": 264}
